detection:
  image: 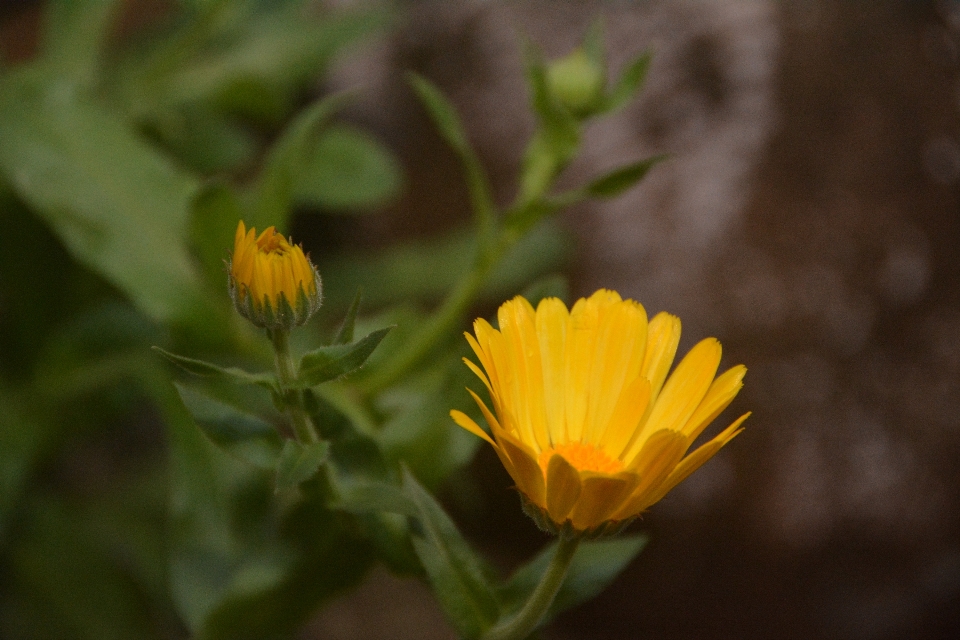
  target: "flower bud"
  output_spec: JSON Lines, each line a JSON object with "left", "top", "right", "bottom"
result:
{"left": 547, "top": 48, "right": 606, "bottom": 117}
{"left": 228, "top": 221, "right": 322, "bottom": 330}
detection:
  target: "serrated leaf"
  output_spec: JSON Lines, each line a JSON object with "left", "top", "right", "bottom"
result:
{"left": 403, "top": 468, "right": 500, "bottom": 638}
{"left": 274, "top": 440, "right": 329, "bottom": 493}
{"left": 332, "top": 289, "right": 363, "bottom": 345}
{"left": 499, "top": 535, "right": 647, "bottom": 624}
{"left": 585, "top": 154, "right": 666, "bottom": 198}
{"left": 296, "top": 326, "right": 392, "bottom": 387}
{"left": 174, "top": 382, "right": 282, "bottom": 469}
{"left": 153, "top": 346, "right": 277, "bottom": 392}
{"left": 253, "top": 92, "right": 351, "bottom": 230}
{"left": 602, "top": 51, "right": 652, "bottom": 114}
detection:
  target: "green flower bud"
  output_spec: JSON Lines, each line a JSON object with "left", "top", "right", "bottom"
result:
{"left": 547, "top": 48, "right": 606, "bottom": 117}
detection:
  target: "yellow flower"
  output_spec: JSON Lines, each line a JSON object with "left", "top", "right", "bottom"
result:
{"left": 229, "top": 221, "right": 322, "bottom": 329}
{"left": 451, "top": 290, "right": 749, "bottom": 536}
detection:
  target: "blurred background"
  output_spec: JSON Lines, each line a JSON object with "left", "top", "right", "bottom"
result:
{"left": 2, "top": 1, "right": 959, "bottom": 639}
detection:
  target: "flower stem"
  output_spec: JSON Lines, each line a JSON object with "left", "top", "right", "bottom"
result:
{"left": 482, "top": 535, "right": 581, "bottom": 640}
{"left": 271, "top": 328, "right": 319, "bottom": 444}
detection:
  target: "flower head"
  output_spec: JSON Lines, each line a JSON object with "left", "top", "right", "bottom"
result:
{"left": 229, "top": 221, "right": 322, "bottom": 330}
{"left": 451, "top": 290, "right": 749, "bottom": 537}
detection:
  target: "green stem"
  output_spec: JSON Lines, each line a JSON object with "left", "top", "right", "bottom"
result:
{"left": 271, "top": 328, "right": 319, "bottom": 444}
{"left": 360, "top": 235, "right": 506, "bottom": 395}
{"left": 482, "top": 535, "right": 581, "bottom": 640}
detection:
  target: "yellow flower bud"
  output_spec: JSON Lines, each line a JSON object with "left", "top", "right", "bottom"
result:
{"left": 451, "top": 290, "right": 749, "bottom": 538}
{"left": 228, "top": 221, "right": 322, "bottom": 330}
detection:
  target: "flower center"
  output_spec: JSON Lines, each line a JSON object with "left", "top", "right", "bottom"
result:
{"left": 256, "top": 228, "right": 291, "bottom": 255}
{"left": 539, "top": 442, "right": 624, "bottom": 474}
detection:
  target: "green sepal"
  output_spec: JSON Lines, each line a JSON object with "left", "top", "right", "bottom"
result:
{"left": 599, "top": 50, "right": 652, "bottom": 115}
{"left": 295, "top": 326, "right": 393, "bottom": 388}
{"left": 498, "top": 534, "right": 647, "bottom": 625}
{"left": 402, "top": 468, "right": 501, "bottom": 638}
{"left": 519, "top": 491, "right": 635, "bottom": 540}
{"left": 174, "top": 382, "right": 283, "bottom": 470}
{"left": 274, "top": 440, "right": 330, "bottom": 493}
{"left": 152, "top": 346, "right": 278, "bottom": 393}
{"left": 585, "top": 154, "right": 667, "bottom": 198}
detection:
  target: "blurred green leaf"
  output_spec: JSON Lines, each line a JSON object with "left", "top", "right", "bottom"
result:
{"left": 319, "top": 220, "right": 573, "bottom": 311}
{"left": 333, "top": 480, "right": 418, "bottom": 518}
{"left": 296, "top": 326, "right": 393, "bottom": 388}
{"left": 499, "top": 535, "right": 647, "bottom": 624}
{"left": 42, "top": 0, "right": 121, "bottom": 87}
{"left": 332, "top": 289, "right": 363, "bottom": 345}
{"left": 175, "top": 382, "right": 283, "bottom": 469}
{"left": 403, "top": 468, "right": 500, "bottom": 638}
{"left": 154, "top": 346, "right": 277, "bottom": 392}
{"left": 0, "top": 391, "right": 52, "bottom": 541}
{"left": 6, "top": 499, "right": 163, "bottom": 640}
{"left": 0, "top": 69, "right": 207, "bottom": 323}
{"left": 602, "top": 51, "right": 652, "bottom": 114}
{"left": 294, "top": 124, "right": 403, "bottom": 211}
{"left": 408, "top": 73, "right": 495, "bottom": 233}
{"left": 148, "top": 106, "right": 257, "bottom": 173}
{"left": 519, "top": 274, "right": 570, "bottom": 307}
{"left": 168, "top": 8, "right": 387, "bottom": 117}
{"left": 253, "top": 92, "right": 350, "bottom": 230}
{"left": 585, "top": 154, "right": 666, "bottom": 198}
{"left": 274, "top": 440, "right": 329, "bottom": 493}
{"left": 304, "top": 390, "right": 388, "bottom": 482}
{"left": 190, "top": 182, "right": 246, "bottom": 287}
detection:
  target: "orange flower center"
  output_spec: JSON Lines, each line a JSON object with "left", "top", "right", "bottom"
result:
{"left": 538, "top": 442, "right": 624, "bottom": 474}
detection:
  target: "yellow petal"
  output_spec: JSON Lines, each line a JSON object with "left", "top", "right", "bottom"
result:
{"left": 582, "top": 299, "right": 648, "bottom": 448}
{"left": 603, "top": 375, "right": 652, "bottom": 460}
{"left": 565, "top": 295, "right": 600, "bottom": 442}
{"left": 625, "top": 337, "right": 720, "bottom": 461}
{"left": 466, "top": 388, "right": 504, "bottom": 436}
{"left": 450, "top": 409, "right": 496, "bottom": 447}
{"left": 614, "top": 429, "right": 688, "bottom": 519}
{"left": 569, "top": 471, "right": 639, "bottom": 531}
{"left": 499, "top": 434, "right": 546, "bottom": 507}
{"left": 545, "top": 453, "right": 582, "bottom": 522}
{"left": 648, "top": 412, "right": 749, "bottom": 506}
{"left": 641, "top": 312, "right": 681, "bottom": 403}
{"left": 499, "top": 296, "right": 549, "bottom": 452}
{"left": 682, "top": 365, "right": 746, "bottom": 442}
{"left": 536, "top": 297, "right": 570, "bottom": 446}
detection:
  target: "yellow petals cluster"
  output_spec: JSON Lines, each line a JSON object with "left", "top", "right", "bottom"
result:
{"left": 451, "top": 290, "right": 749, "bottom": 536}
{"left": 229, "top": 221, "right": 322, "bottom": 330}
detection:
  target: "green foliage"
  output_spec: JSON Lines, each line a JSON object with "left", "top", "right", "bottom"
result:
{"left": 0, "top": 3, "right": 661, "bottom": 638}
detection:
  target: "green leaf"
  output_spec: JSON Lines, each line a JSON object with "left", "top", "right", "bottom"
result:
{"left": 174, "top": 382, "right": 282, "bottom": 469}
{"left": 189, "top": 182, "right": 246, "bottom": 287}
{"left": 0, "top": 69, "right": 207, "bottom": 323}
{"left": 332, "top": 289, "right": 363, "bottom": 345}
{"left": 332, "top": 480, "right": 418, "bottom": 518}
{"left": 42, "top": 0, "right": 121, "bottom": 86}
{"left": 585, "top": 154, "right": 666, "bottom": 198}
{"left": 408, "top": 73, "right": 495, "bottom": 234}
{"left": 293, "top": 124, "right": 403, "bottom": 211}
{"left": 500, "top": 535, "right": 647, "bottom": 624}
{"left": 403, "top": 468, "right": 500, "bottom": 638}
{"left": 296, "top": 326, "right": 392, "bottom": 388}
{"left": 153, "top": 346, "right": 277, "bottom": 392}
{"left": 274, "top": 440, "right": 330, "bottom": 493}
{"left": 602, "top": 51, "right": 652, "bottom": 114}
{"left": 253, "top": 92, "right": 351, "bottom": 231}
